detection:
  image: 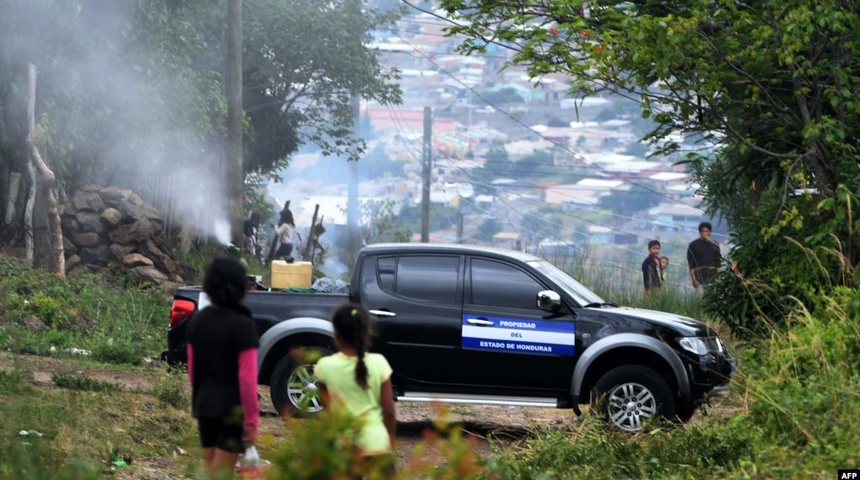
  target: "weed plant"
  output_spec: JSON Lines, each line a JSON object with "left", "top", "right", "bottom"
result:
{"left": 51, "top": 372, "right": 118, "bottom": 392}
{"left": 152, "top": 367, "right": 191, "bottom": 409}
{"left": 0, "top": 359, "right": 197, "bottom": 479}
{"left": 266, "top": 404, "right": 484, "bottom": 480}
{"left": 483, "top": 281, "right": 860, "bottom": 478}
{"left": 0, "top": 255, "right": 169, "bottom": 366}
{"left": 1, "top": 244, "right": 857, "bottom": 478}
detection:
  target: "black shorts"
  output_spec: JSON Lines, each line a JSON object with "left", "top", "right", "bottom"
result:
{"left": 197, "top": 416, "right": 244, "bottom": 453}
{"left": 274, "top": 243, "right": 293, "bottom": 259}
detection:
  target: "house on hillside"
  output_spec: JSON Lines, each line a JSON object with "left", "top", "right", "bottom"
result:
{"left": 648, "top": 202, "right": 706, "bottom": 233}
{"left": 544, "top": 178, "right": 629, "bottom": 205}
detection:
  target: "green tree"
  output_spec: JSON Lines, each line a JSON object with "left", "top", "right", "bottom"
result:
{"left": 360, "top": 199, "right": 411, "bottom": 244}
{"left": 440, "top": 0, "right": 860, "bottom": 326}
{"left": 475, "top": 216, "right": 502, "bottom": 243}
{"left": 0, "top": 0, "right": 401, "bottom": 262}
{"left": 598, "top": 183, "right": 661, "bottom": 216}
{"left": 237, "top": 0, "right": 401, "bottom": 176}
{"left": 511, "top": 150, "right": 553, "bottom": 180}
{"left": 473, "top": 144, "right": 513, "bottom": 191}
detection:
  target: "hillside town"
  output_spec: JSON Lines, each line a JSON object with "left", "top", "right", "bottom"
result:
{"left": 267, "top": 4, "right": 728, "bottom": 290}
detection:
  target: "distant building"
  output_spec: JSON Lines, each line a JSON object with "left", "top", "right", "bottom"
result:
{"left": 544, "top": 178, "right": 629, "bottom": 205}
{"left": 648, "top": 202, "right": 706, "bottom": 232}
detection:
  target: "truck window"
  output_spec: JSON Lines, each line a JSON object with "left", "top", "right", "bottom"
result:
{"left": 470, "top": 258, "right": 544, "bottom": 310}
{"left": 395, "top": 255, "right": 459, "bottom": 304}
{"left": 377, "top": 256, "right": 396, "bottom": 291}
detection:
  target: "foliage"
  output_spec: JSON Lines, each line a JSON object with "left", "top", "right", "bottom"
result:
{"left": 398, "top": 203, "right": 459, "bottom": 235}
{"left": 0, "top": 0, "right": 402, "bottom": 227}
{"left": 0, "top": 255, "right": 169, "bottom": 366}
{"left": 50, "top": 372, "right": 118, "bottom": 393}
{"left": 268, "top": 404, "right": 484, "bottom": 480}
{"left": 478, "top": 87, "right": 525, "bottom": 105}
{"left": 475, "top": 217, "right": 503, "bottom": 243}
{"left": 0, "top": 0, "right": 224, "bottom": 189}
{"left": 360, "top": 143, "right": 408, "bottom": 180}
{"left": 236, "top": 0, "right": 402, "bottom": 175}
{"left": 0, "top": 361, "right": 197, "bottom": 478}
{"left": 152, "top": 367, "right": 191, "bottom": 410}
{"left": 439, "top": 0, "right": 860, "bottom": 327}
{"left": 703, "top": 185, "right": 858, "bottom": 334}
{"left": 597, "top": 183, "right": 661, "bottom": 216}
{"left": 473, "top": 144, "right": 513, "bottom": 189}
{"left": 483, "top": 416, "right": 755, "bottom": 479}
{"left": 361, "top": 199, "right": 412, "bottom": 245}
{"left": 266, "top": 406, "right": 372, "bottom": 479}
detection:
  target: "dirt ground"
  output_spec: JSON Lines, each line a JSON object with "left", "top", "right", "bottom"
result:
{"left": 0, "top": 351, "right": 735, "bottom": 479}
{"left": 0, "top": 351, "right": 578, "bottom": 478}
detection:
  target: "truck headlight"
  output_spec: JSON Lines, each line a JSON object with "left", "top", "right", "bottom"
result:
{"left": 677, "top": 337, "right": 725, "bottom": 355}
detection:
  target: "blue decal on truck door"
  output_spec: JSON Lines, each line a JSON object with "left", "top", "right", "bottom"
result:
{"left": 461, "top": 315, "right": 575, "bottom": 356}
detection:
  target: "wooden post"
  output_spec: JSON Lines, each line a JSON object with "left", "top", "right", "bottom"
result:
{"left": 302, "top": 204, "right": 320, "bottom": 261}
{"left": 25, "top": 63, "right": 64, "bottom": 276}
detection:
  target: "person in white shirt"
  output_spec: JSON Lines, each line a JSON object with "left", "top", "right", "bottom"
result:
{"left": 271, "top": 208, "right": 296, "bottom": 262}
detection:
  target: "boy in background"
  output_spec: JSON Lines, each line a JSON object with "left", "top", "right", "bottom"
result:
{"left": 642, "top": 240, "right": 663, "bottom": 294}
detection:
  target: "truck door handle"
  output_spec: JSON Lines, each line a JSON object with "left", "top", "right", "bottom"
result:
{"left": 466, "top": 318, "right": 494, "bottom": 326}
{"left": 369, "top": 310, "right": 396, "bottom": 318}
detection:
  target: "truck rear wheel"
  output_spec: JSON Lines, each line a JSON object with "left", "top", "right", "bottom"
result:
{"left": 591, "top": 365, "right": 675, "bottom": 433}
{"left": 270, "top": 347, "right": 331, "bottom": 417}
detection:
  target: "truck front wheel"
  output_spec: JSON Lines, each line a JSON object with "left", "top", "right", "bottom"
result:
{"left": 591, "top": 365, "right": 675, "bottom": 433}
{"left": 270, "top": 347, "right": 332, "bottom": 417}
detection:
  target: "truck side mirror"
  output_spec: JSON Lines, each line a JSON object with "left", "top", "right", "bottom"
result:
{"left": 537, "top": 290, "right": 562, "bottom": 312}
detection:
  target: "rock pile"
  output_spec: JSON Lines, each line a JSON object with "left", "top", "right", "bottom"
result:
{"left": 61, "top": 186, "right": 193, "bottom": 286}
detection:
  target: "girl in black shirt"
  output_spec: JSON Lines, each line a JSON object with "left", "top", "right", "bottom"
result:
{"left": 186, "top": 256, "right": 259, "bottom": 475}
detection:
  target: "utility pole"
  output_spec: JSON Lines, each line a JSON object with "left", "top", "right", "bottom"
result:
{"left": 347, "top": 94, "right": 361, "bottom": 261}
{"left": 226, "top": 0, "right": 244, "bottom": 247}
{"left": 420, "top": 106, "right": 431, "bottom": 242}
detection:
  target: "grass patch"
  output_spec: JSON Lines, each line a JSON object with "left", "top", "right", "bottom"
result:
{"left": 51, "top": 372, "right": 118, "bottom": 393}
{"left": 152, "top": 367, "right": 191, "bottom": 409}
{"left": 0, "top": 371, "right": 198, "bottom": 478}
{"left": 0, "top": 255, "right": 169, "bottom": 367}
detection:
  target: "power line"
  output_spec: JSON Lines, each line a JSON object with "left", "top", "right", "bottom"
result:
{"left": 388, "top": 30, "right": 703, "bottom": 211}
{"left": 397, "top": 0, "right": 524, "bottom": 55}
{"left": 379, "top": 101, "right": 723, "bottom": 246}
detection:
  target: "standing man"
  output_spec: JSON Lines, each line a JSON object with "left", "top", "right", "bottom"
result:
{"left": 687, "top": 222, "right": 722, "bottom": 290}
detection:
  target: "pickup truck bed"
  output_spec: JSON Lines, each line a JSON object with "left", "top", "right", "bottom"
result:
{"left": 164, "top": 287, "right": 346, "bottom": 369}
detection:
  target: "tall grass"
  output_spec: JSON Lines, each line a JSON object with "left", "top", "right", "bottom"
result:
{"left": 483, "top": 255, "right": 860, "bottom": 478}
{"left": 1, "top": 245, "right": 857, "bottom": 478}
{"left": 0, "top": 364, "right": 197, "bottom": 479}
{"left": 0, "top": 256, "right": 170, "bottom": 366}
{"left": 552, "top": 244, "right": 706, "bottom": 321}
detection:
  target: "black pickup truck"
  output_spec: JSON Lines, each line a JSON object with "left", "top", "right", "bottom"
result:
{"left": 164, "top": 243, "right": 735, "bottom": 432}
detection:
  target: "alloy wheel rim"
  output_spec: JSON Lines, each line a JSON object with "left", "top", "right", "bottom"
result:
{"left": 606, "top": 382, "right": 657, "bottom": 432}
{"left": 287, "top": 364, "right": 323, "bottom": 413}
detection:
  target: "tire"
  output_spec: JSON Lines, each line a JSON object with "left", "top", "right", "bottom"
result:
{"left": 591, "top": 365, "right": 676, "bottom": 433}
{"left": 270, "top": 347, "right": 332, "bottom": 417}
{"left": 674, "top": 402, "right": 697, "bottom": 423}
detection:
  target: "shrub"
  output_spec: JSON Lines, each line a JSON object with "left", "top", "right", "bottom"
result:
{"left": 153, "top": 368, "right": 190, "bottom": 409}
{"left": 51, "top": 372, "right": 118, "bottom": 392}
{"left": 483, "top": 415, "right": 754, "bottom": 480}
{"left": 0, "top": 253, "right": 170, "bottom": 366}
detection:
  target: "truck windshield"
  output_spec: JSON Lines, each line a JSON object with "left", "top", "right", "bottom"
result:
{"left": 528, "top": 260, "right": 606, "bottom": 306}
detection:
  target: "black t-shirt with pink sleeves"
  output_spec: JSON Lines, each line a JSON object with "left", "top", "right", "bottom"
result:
{"left": 186, "top": 306, "right": 258, "bottom": 419}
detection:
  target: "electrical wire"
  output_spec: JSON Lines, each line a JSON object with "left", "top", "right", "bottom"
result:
{"left": 388, "top": 26, "right": 705, "bottom": 210}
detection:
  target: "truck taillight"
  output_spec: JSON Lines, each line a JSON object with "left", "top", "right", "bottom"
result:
{"left": 169, "top": 299, "right": 196, "bottom": 328}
